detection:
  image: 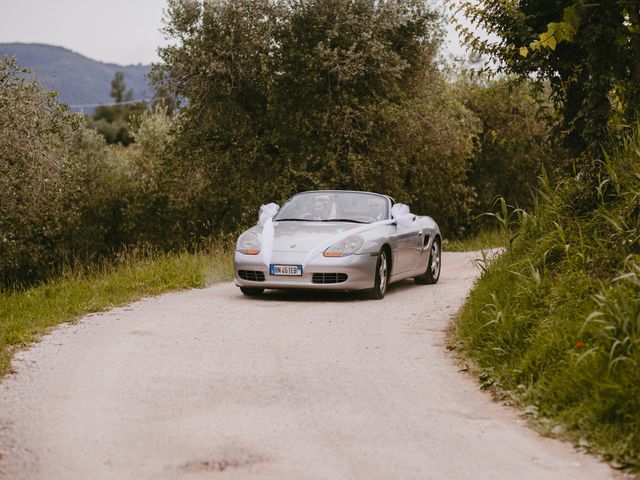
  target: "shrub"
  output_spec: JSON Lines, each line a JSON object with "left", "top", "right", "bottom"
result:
{"left": 0, "top": 57, "right": 109, "bottom": 284}
{"left": 0, "top": 58, "right": 178, "bottom": 286}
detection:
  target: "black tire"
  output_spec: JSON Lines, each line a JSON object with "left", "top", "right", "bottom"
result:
{"left": 415, "top": 236, "right": 441, "bottom": 285}
{"left": 240, "top": 287, "right": 264, "bottom": 296}
{"left": 369, "top": 248, "right": 389, "bottom": 300}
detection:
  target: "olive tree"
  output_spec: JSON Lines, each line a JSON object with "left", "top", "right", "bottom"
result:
{"left": 153, "top": 0, "right": 479, "bottom": 236}
{"left": 0, "top": 57, "right": 109, "bottom": 284}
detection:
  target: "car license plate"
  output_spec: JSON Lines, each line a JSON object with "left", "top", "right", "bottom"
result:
{"left": 270, "top": 264, "right": 302, "bottom": 276}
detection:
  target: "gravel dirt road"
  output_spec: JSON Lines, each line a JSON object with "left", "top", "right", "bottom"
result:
{"left": 0, "top": 252, "right": 615, "bottom": 480}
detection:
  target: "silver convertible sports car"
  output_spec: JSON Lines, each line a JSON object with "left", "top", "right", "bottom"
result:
{"left": 233, "top": 190, "right": 441, "bottom": 299}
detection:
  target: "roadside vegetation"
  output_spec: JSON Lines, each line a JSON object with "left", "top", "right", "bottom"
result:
{"left": 454, "top": 0, "right": 640, "bottom": 472}
{"left": 443, "top": 229, "right": 506, "bottom": 253}
{"left": 455, "top": 128, "right": 640, "bottom": 470}
{"left": 0, "top": 247, "right": 233, "bottom": 377}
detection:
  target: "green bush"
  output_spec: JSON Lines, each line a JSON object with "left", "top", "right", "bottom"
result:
{"left": 121, "top": 107, "right": 176, "bottom": 244}
{"left": 455, "top": 124, "right": 640, "bottom": 469}
{"left": 0, "top": 58, "right": 181, "bottom": 286}
{"left": 0, "top": 57, "right": 110, "bottom": 284}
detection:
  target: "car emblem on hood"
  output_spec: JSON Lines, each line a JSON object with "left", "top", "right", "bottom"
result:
{"left": 290, "top": 243, "right": 296, "bottom": 249}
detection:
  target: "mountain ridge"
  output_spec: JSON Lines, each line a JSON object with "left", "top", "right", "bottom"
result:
{"left": 0, "top": 43, "right": 152, "bottom": 109}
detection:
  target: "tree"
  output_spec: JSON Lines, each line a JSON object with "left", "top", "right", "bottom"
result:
{"left": 90, "top": 72, "right": 145, "bottom": 145}
{"left": 454, "top": 0, "right": 640, "bottom": 163}
{"left": 151, "top": 0, "right": 479, "bottom": 236}
{"left": 110, "top": 71, "right": 133, "bottom": 103}
{"left": 0, "top": 56, "right": 112, "bottom": 284}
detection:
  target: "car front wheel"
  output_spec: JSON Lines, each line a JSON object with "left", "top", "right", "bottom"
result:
{"left": 369, "top": 249, "right": 389, "bottom": 300}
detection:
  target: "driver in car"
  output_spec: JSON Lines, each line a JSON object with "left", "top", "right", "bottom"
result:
{"left": 309, "top": 195, "right": 332, "bottom": 220}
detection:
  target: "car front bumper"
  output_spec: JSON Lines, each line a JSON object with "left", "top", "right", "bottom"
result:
{"left": 233, "top": 250, "right": 378, "bottom": 291}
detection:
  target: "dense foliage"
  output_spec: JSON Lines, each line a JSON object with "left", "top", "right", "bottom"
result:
{"left": 0, "top": 57, "right": 106, "bottom": 284}
{"left": 461, "top": 80, "right": 561, "bottom": 224}
{"left": 1, "top": 1, "right": 557, "bottom": 286}
{"left": 0, "top": 57, "right": 174, "bottom": 285}
{"left": 456, "top": 125, "right": 640, "bottom": 469}
{"left": 456, "top": 0, "right": 640, "bottom": 161}
{"left": 152, "top": 0, "right": 480, "bottom": 236}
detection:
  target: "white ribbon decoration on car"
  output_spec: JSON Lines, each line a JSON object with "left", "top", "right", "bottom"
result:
{"left": 257, "top": 202, "right": 415, "bottom": 268}
{"left": 258, "top": 203, "right": 279, "bottom": 267}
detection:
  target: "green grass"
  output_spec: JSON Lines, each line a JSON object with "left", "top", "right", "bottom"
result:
{"left": 0, "top": 247, "right": 233, "bottom": 377}
{"left": 453, "top": 128, "right": 640, "bottom": 473}
{"left": 444, "top": 229, "right": 507, "bottom": 252}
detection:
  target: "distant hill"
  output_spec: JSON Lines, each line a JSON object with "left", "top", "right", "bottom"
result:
{"left": 0, "top": 43, "right": 152, "bottom": 110}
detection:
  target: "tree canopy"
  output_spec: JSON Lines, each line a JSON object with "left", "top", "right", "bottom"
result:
{"left": 151, "top": 0, "right": 483, "bottom": 235}
{"left": 455, "top": 0, "right": 640, "bottom": 162}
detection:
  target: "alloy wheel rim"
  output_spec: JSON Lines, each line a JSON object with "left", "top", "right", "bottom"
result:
{"left": 431, "top": 242, "right": 440, "bottom": 278}
{"left": 379, "top": 252, "right": 387, "bottom": 293}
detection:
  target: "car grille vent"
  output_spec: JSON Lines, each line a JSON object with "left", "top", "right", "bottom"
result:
{"left": 312, "top": 273, "right": 348, "bottom": 284}
{"left": 238, "top": 270, "right": 265, "bottom": 282}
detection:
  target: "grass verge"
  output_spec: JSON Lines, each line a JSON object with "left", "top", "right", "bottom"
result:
{"left": 453, "top": 127, "right": 640, "bottom": 473}
{"left": 444, "top": 229, "right": 507, "bottom": 252}
{"left": 0, "top": 247, "right": 233, "bottom": 378}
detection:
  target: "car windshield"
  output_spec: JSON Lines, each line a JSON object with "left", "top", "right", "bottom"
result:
{"left": 274, "top": 192, "right": 389, "bottom": 223}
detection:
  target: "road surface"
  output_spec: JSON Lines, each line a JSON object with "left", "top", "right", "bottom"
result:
{"left": 0, "top": 252, "right": 615, "bottom": 479}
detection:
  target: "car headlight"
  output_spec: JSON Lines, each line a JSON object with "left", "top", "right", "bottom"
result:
{"left": 236, "top": 232, "right": 261, "bottom": 255}
{"left": 323, "top": 235, "right": 364, "bottom": 257}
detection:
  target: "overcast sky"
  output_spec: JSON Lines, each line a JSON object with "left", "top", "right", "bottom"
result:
{"left": 0, "top": 0, "right": 170, "bottom": 65}
{"left": 0, "top": 0, "right": 469, "bottom": 66}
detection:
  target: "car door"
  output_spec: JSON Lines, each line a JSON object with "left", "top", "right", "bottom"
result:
{"left": 393, "top": 226, "right": 422, "bottom": 274}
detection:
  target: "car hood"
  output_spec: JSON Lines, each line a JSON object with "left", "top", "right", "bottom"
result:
{"left": 270, "top": 221, "right": 361, "bottom": 253}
